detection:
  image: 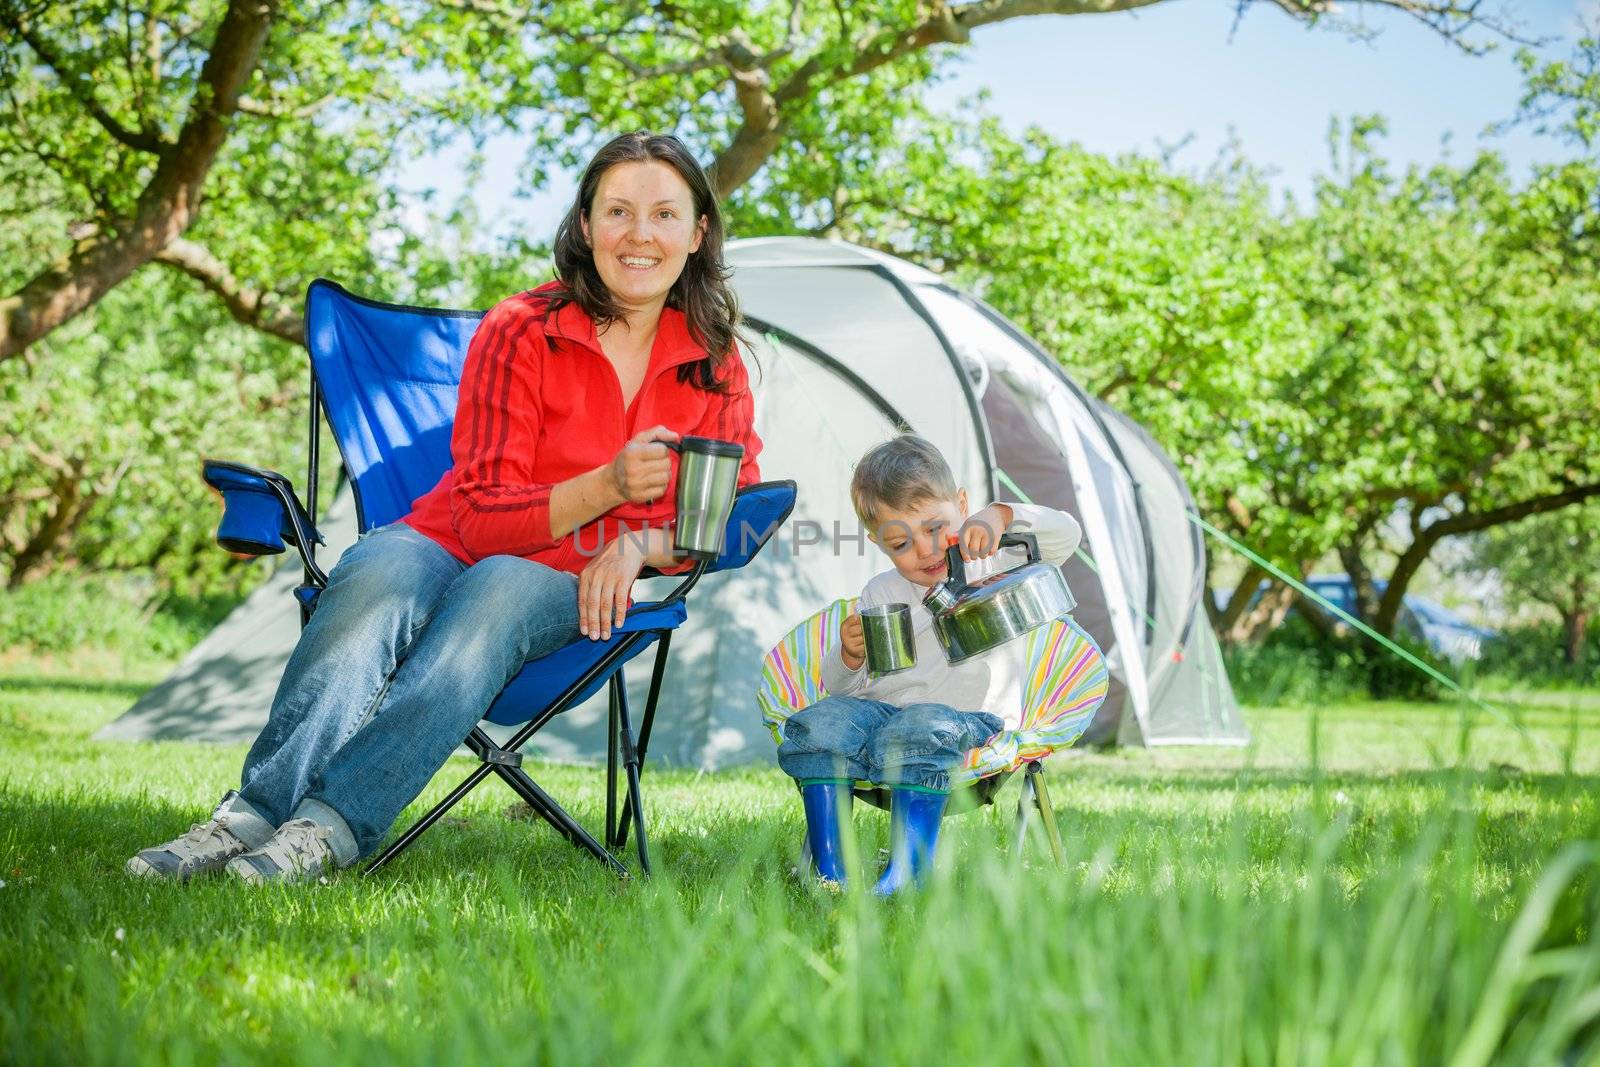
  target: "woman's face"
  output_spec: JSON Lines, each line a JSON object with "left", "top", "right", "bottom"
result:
{"left": 581, "top": 159, "right": 706, "bottom": 318}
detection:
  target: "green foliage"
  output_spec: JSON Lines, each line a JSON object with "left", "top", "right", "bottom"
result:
{"left": 1222, "top": 614, "right": 1444, "bottom": 704}
{"left": 1460, "top": 503, "right": 1600, "bottom": 625}
{"left": 0, "top": 265, "right": 314, "bottom": 590}
{"left": 0, "top": 568, "right": 245, "bottom": 657}
{"left": 1507, "top": 33, "right": 1600, "bottom": 152}
{"left": 2, "top": 663, "right": 1598, "bottom": 1064}
{"left": 1222, "top": 638, "right": 1369, "bottom": 708}
{"left": 1476, "top": 623, "right": 1600, "bottom": 690}
{"left": 0, "top": 1, "right": 418, "bottom": 295}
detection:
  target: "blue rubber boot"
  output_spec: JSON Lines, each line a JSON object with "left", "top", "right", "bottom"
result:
{"left": 800, "top": 781, "right": 852, "bottom": 885}
{"left": 873, "top": 788, "right": 949, "bottom": 896}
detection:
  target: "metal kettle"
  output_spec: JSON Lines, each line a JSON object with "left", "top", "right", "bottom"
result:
{"left": 921, "top": 533, "right": 1077, "bottom": 663}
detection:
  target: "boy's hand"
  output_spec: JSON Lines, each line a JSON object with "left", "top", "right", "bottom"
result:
{"left": 840, "top": 611, "right": 866, "bottom": 671}
{"left": 958, "top": 503, "right": 1015, "bottom": 561}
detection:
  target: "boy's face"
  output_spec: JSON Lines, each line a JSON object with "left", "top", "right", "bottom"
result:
{"left": 869, "top": 489, "right": 969, "bottom": 588}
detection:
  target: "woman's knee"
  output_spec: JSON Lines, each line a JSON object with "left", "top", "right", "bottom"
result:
{"left": 311, "top": 527, "right": 458, "bottom": 639}
{"left": 325, "top": 525, "right": 456, "bottom": 605}
{"left": 428, "top": 555, "right": 580, "bottom": 660}
{"left": 454, "top": 554, "right": 577, "bottom": 606}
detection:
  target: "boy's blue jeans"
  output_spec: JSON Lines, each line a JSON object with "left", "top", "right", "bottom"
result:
{"left": 231, "top": 522, "right": 581, "bottom": 861}
{"left": 776, "top": 695, "right": 1004, "bottom": 793}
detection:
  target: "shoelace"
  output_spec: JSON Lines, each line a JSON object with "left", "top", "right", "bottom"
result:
{"left": 262, "top": 820, "right": 333, "bottom": 872}
{"left": 178, "top": 801, "right": 242, "bottom": 850}
{"left": 179, "top": 820, "right": 230, "bottom": 849}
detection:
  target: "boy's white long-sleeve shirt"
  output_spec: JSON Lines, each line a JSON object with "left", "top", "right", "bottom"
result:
{"left": 818, "top": 502, "right": 1083, "bottom": 729}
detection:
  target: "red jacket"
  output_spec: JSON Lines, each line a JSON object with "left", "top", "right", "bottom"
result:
{"left": 403, "top": 282, "right": 763, "bottom": 574}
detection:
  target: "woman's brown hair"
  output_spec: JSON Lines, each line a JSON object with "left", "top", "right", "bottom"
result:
{"left": 548, "top": 131, "right": 740, "bottom": 392}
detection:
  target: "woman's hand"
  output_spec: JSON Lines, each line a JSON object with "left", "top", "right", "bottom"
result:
{"left": 839, "top": 611, "right": 866, "bottom": 671}
{"left": 607, "top": 425, "right": 680, "bottom": 504}
{"left": 957, "top": 503, "right": 1015, "bottom": 561}
{"left": 578, "top": 532, "right": 650, "bottom": 641}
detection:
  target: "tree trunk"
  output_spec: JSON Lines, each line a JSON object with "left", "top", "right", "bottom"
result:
{"left": 0, "top": 0, "right": 279, "bottom": 362}
{"left": 1214, "top": 561, "right": 1266, "bottom": 642}
{"left": 1375, "top": 485, "right": 1600, "bottom": 637}
{"left": 5, "top": 462, "right": 94, "bottom": 587}
{"left": 1339, "top": 542, "right": 1382, "bottom": 622}
{"left": 1564, "top": 571, "right": 1589, "bottom": 664}
{"left": 1560, "top": 610, "right": 1588, "bottom": 664}
{"left": 1229, "top": 579, "right": 1298, "bottom": 644}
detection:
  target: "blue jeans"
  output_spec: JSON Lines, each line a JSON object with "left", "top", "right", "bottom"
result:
{"left": 776, "top": 695, "right": 1004, "bottom": 793}
{"left": 234, "top": 522, "right": 581, "bottom": 860}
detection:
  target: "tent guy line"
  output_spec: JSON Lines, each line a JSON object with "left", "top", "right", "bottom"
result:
{"left": 1188, "top": 511, "right": 1558, "bottom": 757}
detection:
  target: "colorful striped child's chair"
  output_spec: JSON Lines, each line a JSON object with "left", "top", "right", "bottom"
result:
{"left": 756, "top": 597, "right": 1110, "bottom": 863}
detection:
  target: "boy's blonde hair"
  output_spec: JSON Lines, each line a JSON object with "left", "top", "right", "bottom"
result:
{"left": 849, "top": 434, "right": 960, "bottom": 530}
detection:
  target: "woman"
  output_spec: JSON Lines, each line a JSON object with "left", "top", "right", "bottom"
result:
{"left": 128, "top": 132, "right": 763, "bottom": 884}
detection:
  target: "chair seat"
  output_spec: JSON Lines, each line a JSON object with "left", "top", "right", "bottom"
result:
{"left": 757, "top": 598, "right": 1109, "bottom": 787}
{"left": 483, "top": 599, "right": 689, "bottom": 726}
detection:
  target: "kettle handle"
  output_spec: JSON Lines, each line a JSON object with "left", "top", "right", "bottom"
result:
{"left": 941, "top": 542, "right": 969, "bottom": 594}
{"left": 999, "top": 532, "right": 1041, "bottom": 563}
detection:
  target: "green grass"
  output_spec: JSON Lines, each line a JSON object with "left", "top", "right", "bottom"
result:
{"left": 1, "top": 653, "right": 1597, "bottom": 1066}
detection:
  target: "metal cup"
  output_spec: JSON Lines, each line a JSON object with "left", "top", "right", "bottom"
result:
{"left": 665, "top": 435, "right": 744, "bottom": 561}
{"left": 861, "top": 603, "right": 916, "bottom": 675}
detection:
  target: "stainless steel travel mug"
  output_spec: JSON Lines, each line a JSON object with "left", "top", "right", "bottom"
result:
{"left": 861, "top": 603, "right": 916, "bottom": 675}
{"left": 666, "top": 435, "right": 744, "bottom": 560}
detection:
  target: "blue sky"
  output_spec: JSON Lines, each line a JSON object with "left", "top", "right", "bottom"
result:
{"left": 401, "top": 0, "right": 1597, "bottom": 239}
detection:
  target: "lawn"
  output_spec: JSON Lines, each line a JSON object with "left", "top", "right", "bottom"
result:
{"left": 1, "top": 653, "right": 1597, "bottom": 1066}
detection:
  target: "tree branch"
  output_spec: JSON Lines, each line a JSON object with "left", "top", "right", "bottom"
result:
{"left": 704, "top": 0, "right": 1515, "bottom": 197}
{"left": 153, "top": 238, "right": 303, "bottom": 344}
{"left": 7, "top": 18, "right": 169, "bottom": 154}
{"left": 0, "top": 0, "right": 280, "bottom": 363}
{"left": 235, "top": 93, "right": 335, "bottom": 120}
{"left": 1373, "top": 481, "right": 1600, "bottom": 634}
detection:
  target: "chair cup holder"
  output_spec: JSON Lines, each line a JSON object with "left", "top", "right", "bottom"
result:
{"left": 216, "top": 487, "right": 286, "bottom": 555}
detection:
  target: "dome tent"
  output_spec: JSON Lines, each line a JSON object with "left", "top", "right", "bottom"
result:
{"left": 98, "top": 237, "right": 1245, "bottom": 761}
{"left": 725, "top": 238, "right": 1245, "bottom": 747}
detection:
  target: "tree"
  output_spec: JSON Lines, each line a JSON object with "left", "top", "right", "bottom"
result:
{"left": 0, "top": 0, "right": 280, "bottom": 358}
{"left": 1462, "top": 503, "right": 1600, "bottom": 664}
{"left": 1, "top": 0, "right": 1519, "bottom": 361}
{"left": 1295, "top": 121, "right": 1600, "bottom": 637}
{"left": 800, "top": 103, "right": 1600, "bottom": 643}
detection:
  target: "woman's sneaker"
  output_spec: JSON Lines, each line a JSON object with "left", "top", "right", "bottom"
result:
{"left": 126, "top": 790, "right": 260, "bottom": 880}
{"left": 225, "top": 818, "right": 338, "bottom": 885}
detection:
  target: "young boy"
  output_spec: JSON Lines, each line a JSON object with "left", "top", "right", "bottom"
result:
{"left": 777, "top": 434, "right": 1083, "bottom": 893}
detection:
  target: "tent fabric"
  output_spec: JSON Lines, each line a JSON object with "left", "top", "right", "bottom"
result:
{"left": 101, "top": 236, "right": 1247, "bottom": 760}
{"left": 755, "top": 601, "right": 1110, "bottom": 786}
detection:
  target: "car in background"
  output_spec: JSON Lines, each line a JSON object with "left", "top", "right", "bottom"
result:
{"left": 1217, "top": 575, "right": 1498, "bottom": 663}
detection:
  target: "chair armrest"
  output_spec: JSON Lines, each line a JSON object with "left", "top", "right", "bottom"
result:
{"left": 202, "top": 460, "right": 328, "bottom": 586}
{"left": 639, "top": 479, "right": 798, "bottom": 603}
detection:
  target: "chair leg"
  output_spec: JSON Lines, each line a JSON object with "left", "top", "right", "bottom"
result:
{"left": 371, "top": 634, "right": 664, "bottom": 879}
{"left": 493, "top": 763, "right": 629, "bottom": 878}
{"left": 365, "top": 761, "right": 495, "bottom": 876}
{"left": 616, "top": 632, "right": 669, "bottom": 850}
{"left": 612, "top": 676, "right": 652, "bottom": 876}
{"left": 605, "top": 677, "right": 620, "bottom": 848}
{"left": 1013, "top": 767, "right": 1035, "bottom": 855}
{"left": 1031, "top": 762, "right": 1066, "bottom": 866}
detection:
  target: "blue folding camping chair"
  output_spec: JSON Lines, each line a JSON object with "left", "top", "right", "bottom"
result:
{"left": 201, "top": 279, "right": 795, "bottom": 877}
